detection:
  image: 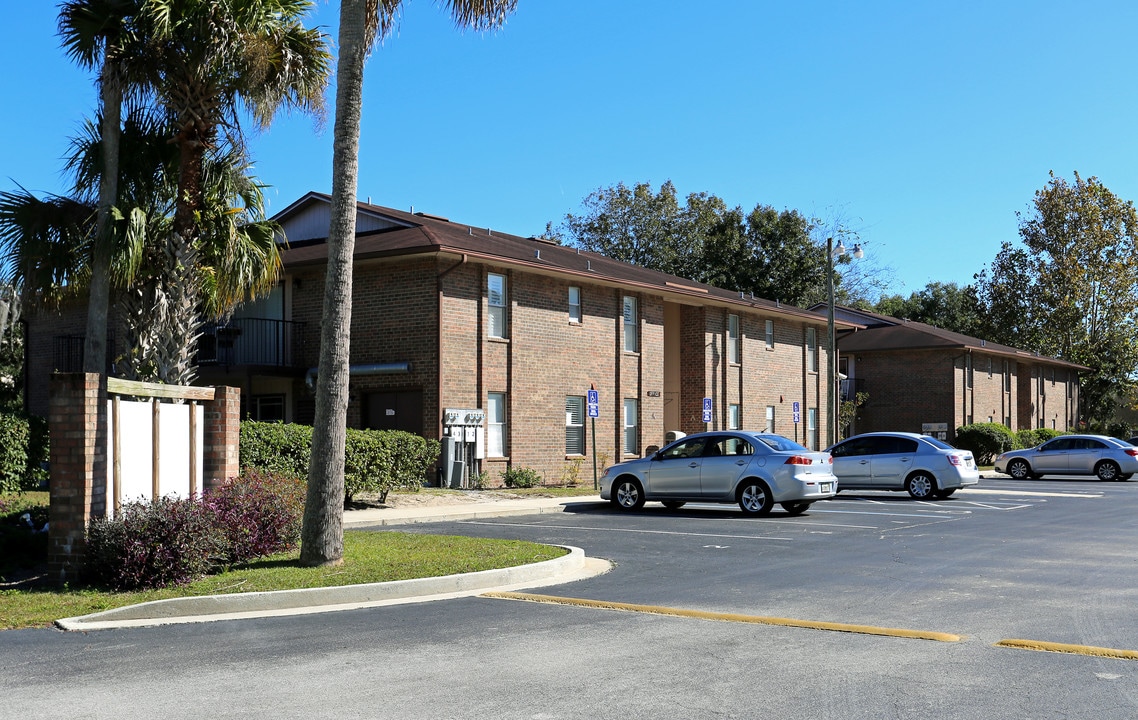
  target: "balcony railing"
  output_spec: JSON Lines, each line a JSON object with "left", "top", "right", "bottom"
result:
{"left": 197, "top": 318, "right": 305, "bottom": 368}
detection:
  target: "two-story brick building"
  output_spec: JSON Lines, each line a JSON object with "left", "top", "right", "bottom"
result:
{"left": 827, "top": 306, "right": 1084, "bottom": 441}
{"left": 27, "top": 192, "right": 856, "bottom": 486}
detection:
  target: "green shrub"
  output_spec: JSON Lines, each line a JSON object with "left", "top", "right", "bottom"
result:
{"left": 0, "top": 413, "right": 48, "bottom": 493}
{"left": 345, "top": 429, "right": 440, "bottom": 502}
{"left": 241, "top": 421, "right": 440, "bottom": 504}
{"left": 1015, "top": 427, "right": 1062, "bottom": 449}
{"left": 0, "top": 492, "right": 49, "bottom": 578}
{"left": 954, "top": 422, "right": 1016, "bottom": 464}
{"left": 239, "top": 421, "right": 313, "bottom": 479}
{"left": 501, "top": 466, "right": 542, "bottom": 488}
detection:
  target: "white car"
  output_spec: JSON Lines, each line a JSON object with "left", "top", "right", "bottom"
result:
{"left": 599, "top": 431, "right": 837, "bottom": 517}
{"left": 826, "top": 432, "right": 979, "bottom": 499}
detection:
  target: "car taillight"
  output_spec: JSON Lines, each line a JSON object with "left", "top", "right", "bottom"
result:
{"left": 785, "top": 456, "right": 813, "bottom": 465}
{"left": 947, "top": 454, "right": 963, "bottom": 466}
{"left": 1126, "top": 449, "right": 1138, "bottom": 458}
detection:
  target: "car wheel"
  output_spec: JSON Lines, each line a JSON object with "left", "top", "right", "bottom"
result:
{"left": 1006, "top": 459, "right": 1031, "bottom": 480}
{"left": 905, "top": 472, "right": 936, "bottom": 500}
{"left": 611, "top": 478, "right": 645, "bottom": 510}
{"left": 737, "top": 480, "right": 774, "bottom": 516}
{"left": 780, "top": 501, "right": 811, "bottom": 516}
{"left": 661, "top": 500, "right": 686, "bottom": 510}
{"left": 934, "top": 488, "right": 956, "bottom": 499}
{"left": 1095, "top": 461, "right": 1122, "bottom": 482}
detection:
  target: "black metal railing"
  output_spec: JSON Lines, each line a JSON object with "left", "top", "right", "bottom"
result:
{"left": 53, "top": 333, "right": 116, "bottom": 373}
{"left": 197, "top": 318, "right": 305, "bottom": 368}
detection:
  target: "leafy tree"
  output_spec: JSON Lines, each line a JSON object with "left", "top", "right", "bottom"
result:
{"left": 874, "top": 282, "right": 983, "bottom": 335}
{"left": 301, "top": 0, "right": 519, "bottom": 568}
{"left": 974, "top": 172, "right": 1138, "bottom": 425}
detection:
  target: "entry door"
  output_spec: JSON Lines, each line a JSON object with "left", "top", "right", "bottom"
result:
{"left": 364, "top": 391, "right": 424, "bottom": 434}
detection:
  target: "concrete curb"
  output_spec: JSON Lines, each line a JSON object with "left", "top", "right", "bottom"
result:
{"left": 342, "top": 497, "right": 603, "bottom": 527}
{"left": 56, "top": 546, "right": 611, "bottom": 631}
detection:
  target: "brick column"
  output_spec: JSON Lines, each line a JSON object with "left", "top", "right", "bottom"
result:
{"left": 203, "top": 385, "right": 241, "bottom": 492}
{"left": 47, "top": 373, "right": 107, "bottom": 585}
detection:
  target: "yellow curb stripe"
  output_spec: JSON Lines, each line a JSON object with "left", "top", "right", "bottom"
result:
{"left": 996, "top": 639, "right": 1138, "bottom": 661}
{"left": 483, "top": 591, "right": 961, "bottom": 642}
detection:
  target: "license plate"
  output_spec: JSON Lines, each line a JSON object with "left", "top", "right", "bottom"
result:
{"left": 820, "top": 482, "right": 833, "bottom": 493}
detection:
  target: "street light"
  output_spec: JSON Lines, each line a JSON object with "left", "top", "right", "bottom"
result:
{"left": 826, "top": 237, "right": 863, "bottom": 448}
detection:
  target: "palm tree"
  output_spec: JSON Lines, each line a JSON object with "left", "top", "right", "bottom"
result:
{"left": 58, "top": 0, "right": 145, "bottom": 375}
{"left": 0, "top": 108, "right": 284, "bottom": 383}
{"left": 301, "top": 0, "right": 519, "bottom": 567}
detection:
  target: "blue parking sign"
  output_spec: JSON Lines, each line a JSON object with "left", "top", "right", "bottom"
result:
{"left": 792, "top": 401, "right": 801, "bottom": 424}
{"left": 587, "top": 389, "right": 599, "bottom": 418}
{"left": 702, "top": 397, "right": 712, "bottom": 423}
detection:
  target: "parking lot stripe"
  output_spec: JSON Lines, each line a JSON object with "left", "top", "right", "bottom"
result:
{"left": 995, "top": 638, "right": 1138, "bottom": 661}
{"left": 484, "top": 591, "right": 962, "bottom": 643}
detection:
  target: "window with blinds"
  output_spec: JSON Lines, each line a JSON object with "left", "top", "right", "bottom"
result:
{"left": 488, "top": 273, "right": 507, "bottom": 338}
{"left": 565, "top": 396, "right": 585, "bottom": 455}
{"left": 487, "top": 392, "right": 506, "bottom": 457}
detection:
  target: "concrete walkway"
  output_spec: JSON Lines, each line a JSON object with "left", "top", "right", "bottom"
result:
{"left": 56, "top": 494, "right": 611, "bottom": 632}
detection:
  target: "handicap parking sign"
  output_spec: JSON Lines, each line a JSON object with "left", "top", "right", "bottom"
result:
{"left": 702, "top": 397, "right": 712, "bottom": 423}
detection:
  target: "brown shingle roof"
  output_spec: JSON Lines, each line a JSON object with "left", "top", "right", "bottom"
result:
{"left": 276, "top": 192, "right": 859, "bottom": 328}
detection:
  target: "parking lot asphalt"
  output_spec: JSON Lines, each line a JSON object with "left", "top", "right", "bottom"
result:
{"left": 57, "top": 472, "right": 1020, "bottom": 631}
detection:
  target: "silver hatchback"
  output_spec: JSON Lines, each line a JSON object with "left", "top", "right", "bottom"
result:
{"left": 599, "top": 431, "right": 838, "bottom": 516}
{"left": 826, "top": 432, "right": 980, "bottom": 499}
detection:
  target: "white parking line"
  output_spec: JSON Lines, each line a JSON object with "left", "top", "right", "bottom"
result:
{"left": 960, "top": 488, "right": 1102, "bottom": 498}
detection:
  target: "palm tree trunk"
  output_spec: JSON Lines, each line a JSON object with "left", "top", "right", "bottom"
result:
{"left": 83, "top": 65, "right": 121, "bottom": 374}
{"left": 300, "top": 0, "right": 369, "bottom": 567}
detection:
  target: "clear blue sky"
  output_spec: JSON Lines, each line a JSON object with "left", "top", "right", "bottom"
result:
{"left": 5, "top": 1, "right": 1138, "bottom": 297}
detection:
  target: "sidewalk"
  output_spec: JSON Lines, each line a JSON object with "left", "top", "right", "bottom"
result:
{"left": 343, "top": 493, "right": 604, "bottom": 527}
{"left": 56, "top": 493, "right": 610, "bottom": 632}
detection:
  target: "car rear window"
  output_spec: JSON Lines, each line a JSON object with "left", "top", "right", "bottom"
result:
{"left": 920, "top": 436, "right": 957, "bottom": 450}
{"left": 751, "top": 434, "right": 809, "bottom": 453}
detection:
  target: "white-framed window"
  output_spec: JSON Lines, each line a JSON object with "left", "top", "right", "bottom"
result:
{"left": 806, "top": 328, "right": 817, "bottom": 373}
{"left": 807, "top": 408, "right": 818, "bottom": 450}
{"left": 728, "top": 314, "right": 740, "bottom": 364}
{"left": 765, "top": 406, "right": 775, "bottom": 433}
{"left": 565, "top": 396, "right": 585, "bottom": 455}
{"left": 1005, "top": 415, "right": 1012, "bottom": 427}
{"left": 623, "top": 296, "right": 638, "bottom": 352}
{"left": 729, "top": 403, "right": 741, "bottom": 430}
{"left": 488, "top": 273, "right": 507, "bottom": 338}
{"left": 568, "top": 286, "right": 582, "bottom": 323}
{"left": 487, "top": 392, "right": 506, "bottom": 457}
{"left": 623, "top": 399, "right": 638, "bottom": 455}
{"left": 765, "top": 320, "right": 775, "bottom": 350}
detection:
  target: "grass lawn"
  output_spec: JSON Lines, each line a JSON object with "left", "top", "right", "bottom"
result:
{"left": 1, "top": 523, "right": 565, "bottom": 631}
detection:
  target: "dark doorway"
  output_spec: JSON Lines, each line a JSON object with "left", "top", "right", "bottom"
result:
{"left": 364, "top": 390, "right": 424, "bottom": 434}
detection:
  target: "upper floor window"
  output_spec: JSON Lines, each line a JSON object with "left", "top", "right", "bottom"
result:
{"left": 765, "top": 405, "right": 775, "bottom": 433}
{"left": 623, "top": 296, "right": 638, "bottom": 352}
{"left": 728, "top": 314, "right": 740, "bottom": 364}
{"left": 488, "top": 273, "right": 507, "bottom": 338}
{"left": 966, "top": 354, "right": 973, "bottom": 388}
{"left": 805, "top": 328, "right": 817, "bottom": 373}
{"left": 568, "top": 286, "right": 582, "bottom": 323}
{"left": 729, "top": 403, "right": 741, "bottom": 430}
{"left": 1004, "top": 360, "right": 1011, "bottom": 392}
{"left": 765, "top": 320, "right": 774, "bottom": 350}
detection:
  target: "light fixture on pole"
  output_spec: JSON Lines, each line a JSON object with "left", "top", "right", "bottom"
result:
{"left": 826, "top": 237, "right": 863, "bottom": 448}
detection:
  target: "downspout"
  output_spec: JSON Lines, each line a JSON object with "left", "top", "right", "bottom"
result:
{"left": 437, "top": 255, "right": 468, "bottom": 441}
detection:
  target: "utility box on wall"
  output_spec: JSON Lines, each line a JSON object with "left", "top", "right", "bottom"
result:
{"left": 441, "top": 408, "right": 485, "bottom": 488}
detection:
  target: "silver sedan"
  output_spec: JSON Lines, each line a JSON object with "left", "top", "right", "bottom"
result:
{"left": 995, "top": 434, "right": 1138, "bottom": 481}
{"left": 599, "top": 431, "right": 837, "bottom": 516}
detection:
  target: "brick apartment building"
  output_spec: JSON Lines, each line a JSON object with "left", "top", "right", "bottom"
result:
{"left": 827, "top": 305, "right": 1084, "bottom": 441}
{"left": 26, "top": 192, "right": 854, "bottom": 486}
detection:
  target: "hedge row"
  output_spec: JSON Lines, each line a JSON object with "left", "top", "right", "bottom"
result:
{"left": 0, "top": 412, "right": 48, "bottom": 494}
{"left": 240, "top": 421, "right": 441, "bottom": 502}
{"left": 953, "top": 423, "right": 1066, "bottom": 464}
